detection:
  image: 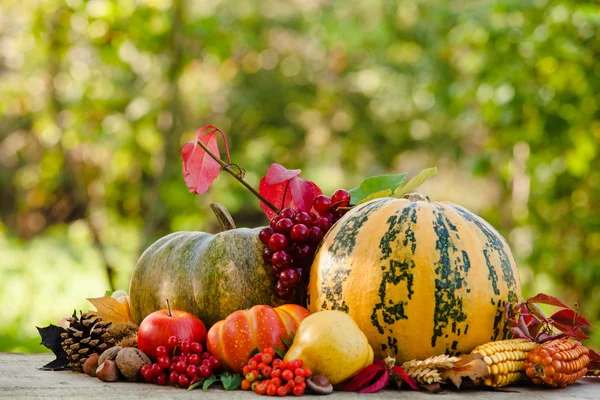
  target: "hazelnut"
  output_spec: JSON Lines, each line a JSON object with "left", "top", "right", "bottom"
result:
{"left": 98, "top": 346, "right": 122, "bottom": 366}
{"left": 96, "top": 360, "right": 119, "bottom": 382}
{"left": 115, "top": 347, "right": 151, "bottom": 381}
{"left": 83, "top": 354, "right": 100, "bottom": 377}
{"left": 307, "top": 375, "right": 334, "bottom": 395}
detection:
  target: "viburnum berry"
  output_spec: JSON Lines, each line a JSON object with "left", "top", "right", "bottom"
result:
{"left": 190, "top": 342, "right": 203, "bottom": 354}
{"left": 188, "top": 353, "right": 200, "bottom": 366}
{"left": 155, "top": 345, "right": 168, "bottom": 359}
{"left": 259, "top": 227, "right": 274, "bottom": 245}
{"left": 166, "top": 336, "right": 178, "bottom": 350}
{"left": 275, "top": 218, "right": 294, "bottom": 234}
{"left": 169, "top": 371, "right": 179, "bottom": 384}
{"left": 280, "top": 208, "right": 296, "bottom": 219}
{"left": 186, "top": 365, "right": 197, "bottom": 378}
{"left": 177, "top": 373, "right": 190, "bottom": 387}
{"left": 151, "top": 363, "right": 163, "bottom": 376}
{"left": 208, "top": 356, "right": 221, "bottom": 370}
{"left": 180, "top": 340, "right": 191, "bottom": 354}
{"left": 331, "top": 189, "right": 351, "bottom": 207}
{"left": 175, "top": 361, "right": 187, "bottom": 373}
{"left": 313, "top": 195, "right": 332, "bottom": 215}
{"left": 198, "top": 364, "right": 212, "bottom": 378}
{"left": 156, "top": 373, "right": 168, "bottom": 386}
{"left": 158, "top": 356, "right": 171, "bottom": 369}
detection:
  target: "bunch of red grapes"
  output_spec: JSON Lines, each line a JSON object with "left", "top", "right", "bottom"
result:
{"left": 140, "top": 336, "right": 221, "bottom": 388}
{"left": 259, "top": 189, "right": 352, "bottom": 299}
{"left": 240, "top": 347, "right": 311, "bottom": 396}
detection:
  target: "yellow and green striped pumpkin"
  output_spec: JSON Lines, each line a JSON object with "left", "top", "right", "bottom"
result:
{"left": 307, "top": 193, "right": 521, "bottom": 363}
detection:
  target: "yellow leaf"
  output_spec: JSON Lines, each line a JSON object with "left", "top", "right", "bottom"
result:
{"left": 87, "top": 295, "right": 133, "bottom": 324}
{"left": 357, "top": 189, "right": 392, "bottom": 205}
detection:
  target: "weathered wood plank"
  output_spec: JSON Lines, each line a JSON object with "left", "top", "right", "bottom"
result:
{"left": 0, "top": 353, "right": 597, "bottom": 399}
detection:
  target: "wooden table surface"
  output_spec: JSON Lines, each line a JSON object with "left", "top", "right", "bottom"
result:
{"left": 1, "top": 353, "right": 598, "bottom": 399}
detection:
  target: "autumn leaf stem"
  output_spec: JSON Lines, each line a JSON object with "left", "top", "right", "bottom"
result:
{"left": 194, "top": 139, "right": 281, "bottom": 214}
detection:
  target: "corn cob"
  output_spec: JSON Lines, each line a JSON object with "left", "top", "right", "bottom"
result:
{"left": 524, "top": 339, "right": 589, "bottom": 388}
{"left": 470, "top": 339, "right": 538, "bottom": 387}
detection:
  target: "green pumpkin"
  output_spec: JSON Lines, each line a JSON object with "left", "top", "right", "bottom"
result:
{"left": 129, "top": 204, "right": 285, "bottom": 327}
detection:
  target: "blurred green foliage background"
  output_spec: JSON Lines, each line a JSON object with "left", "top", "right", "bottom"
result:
{"left": 1, "top": 0, "right": 599, "bottom": 353}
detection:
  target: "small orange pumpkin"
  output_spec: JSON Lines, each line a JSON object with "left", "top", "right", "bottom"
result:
{"left": 207, "top": 304, "right": 309, "bottom": 373}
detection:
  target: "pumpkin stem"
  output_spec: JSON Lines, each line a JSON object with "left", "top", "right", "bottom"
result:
{"left": 165, "top": 298, "right": 172, "bottom": 317}
{"left": 210, "top": 203, "right": 237, "bottom": 231}
{"left": 402, "top": 192, "right": 430, "bottom": 202}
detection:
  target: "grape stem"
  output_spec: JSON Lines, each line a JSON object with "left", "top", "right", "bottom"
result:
{"left": 194, "top": 138, "right": 280, "bottom": 214}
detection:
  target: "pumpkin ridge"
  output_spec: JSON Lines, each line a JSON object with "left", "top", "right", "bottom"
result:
{"left": 450, "top": 204, "right": 519, "bottom": 303}
{"left": 370, "top": 202, "right": 419, "bottom": 341}
{"left": 430, "top": 205, "right": 468, "bottom": 349}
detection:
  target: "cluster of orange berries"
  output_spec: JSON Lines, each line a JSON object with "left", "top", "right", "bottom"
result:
{"left": 241, "top": 347, "right": 311, "bottom": 396}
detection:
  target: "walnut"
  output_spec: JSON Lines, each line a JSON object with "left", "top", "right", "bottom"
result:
{"left": 98, "top": 346, "right": 122, "bottom": 366}
{"left": 115, "top": 347, "right": 151, "bottom": 381}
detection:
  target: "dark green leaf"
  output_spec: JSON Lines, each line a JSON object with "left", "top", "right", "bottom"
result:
{"left": 223, "top": 373, "right": 242, "bottom": 391}
{"left": 250, "top": 347, "right": 260, "bottom": 357}
{"left": 348, "top": 173, "right": 407, "bottom": 204}
{"left": 273, "top": 346, "right": 286, "bottom": 359}
{"left": 203, "top": 375, "right": 219, "bottom": 391}
{"left": 280, "top": 335, "right": 292, "bottom": 349}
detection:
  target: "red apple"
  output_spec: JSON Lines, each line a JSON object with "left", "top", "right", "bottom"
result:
{"left": 137, "top": 300, "right": 207, "bottom": 360}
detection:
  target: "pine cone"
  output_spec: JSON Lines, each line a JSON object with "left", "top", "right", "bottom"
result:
{"left": 60, "top": 310, "right": 116, "bottom": 372}
{"left": 402, "top": 355, "right": 461, "bottom": 384}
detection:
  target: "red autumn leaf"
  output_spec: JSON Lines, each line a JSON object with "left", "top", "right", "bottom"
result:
{"left": 527, "top": 293, "right": 569, "bottom": 309}
{"left": 391, "top": 366, "right": 419, "bottom": 390}
{"left": 359, "top": 370, "right": 389, "bottom": 394}
{"left": 527, "top": 303, "right": 550, "bottom": 323}
{"left": 588, "top": 349, "right": 600, "bottom": 373}
{"left": 342, "top": 364, "right": 385, "bottom": 392}
{"left": 258, "top": 163, "right": 322, "bottom": 219}
{"left": 550, "top": 309, "right": 592, "bottom": 330}
{"left": 264, "top": 163, "right": 301, "bottom": 185}
{"left": 181, "top": 126, "right": 230, "bottom": 195}
{"left": 511, "top": 326, "right": 533, "bottom": 340}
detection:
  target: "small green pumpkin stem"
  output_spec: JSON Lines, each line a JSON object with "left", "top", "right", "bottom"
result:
{"left": 403, "top": 192, "right": 430, "bottom": 202}
{"left": 165, "top": 298, "right": 172, "bottom": 317}
{"left": 210, "top": 203, "right": 237, "bottom": 231}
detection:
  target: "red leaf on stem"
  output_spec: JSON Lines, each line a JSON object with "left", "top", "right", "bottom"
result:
{"left": 181, "top": 126, "right": 231, "bottom": 195}
{"left": 527, "top": 293, "right": 569, "bottom": 309}
{"left": 588, "top": 349, "right": 600, "bottom": 373}
{"left": 359, "top": 370, "right": 389, "bottom": 394}
{"left": 259, "top": 163, "right": 322, "bottom": 219}
{"left": 342, "top": 364, "right": 384, "bottom": 392}
{"left": 391, "top": 366, "right": 419, "bottom": 390}
{"left": 550, "top": 309, "right": 592, "bottom": 330}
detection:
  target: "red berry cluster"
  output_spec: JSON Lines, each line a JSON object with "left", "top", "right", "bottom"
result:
{"left": 260, "top": 189, "right": 351, "bottom": 299}
{"left": 140, "top": 336, "right": 220, "bottom": 388}
{"left": 240, "top": 347, "right": 311, "bottom": 397}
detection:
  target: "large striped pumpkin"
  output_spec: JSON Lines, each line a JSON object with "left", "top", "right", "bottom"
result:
{"left": 307, "top": 193, "right": 521, "bottom": 363}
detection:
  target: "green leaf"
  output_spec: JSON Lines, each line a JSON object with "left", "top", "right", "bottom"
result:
{"left": 356, "top": 189, "right": 392, "bottom": 205}
{"left": 203, "top": 375, "right": 218, "bottom": 391}
{"left": 393, "top": 167, "right": 438, "bottom": 198}
{"left": 280, "top": 335, "right": 292, "bottom": 349}
{"left": 274, "top": 346, "right": 286, "bottom": 359}
{"left": 221, "top": 372, "right": 232, "bottom": 389}
{"left": 223, "top": 374, "right": 242, "bottom": 391}
{"left": 348, "top": 173, "right": 407, "bottom": 204}
{"left": 105, "top": 290, "right": 114, "bottom": 296}
{"left": 188, "top": 379, "right": 204, "bottom": 391}
{"left": 250, "top": 347, "right": 260, "bottom": 357}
